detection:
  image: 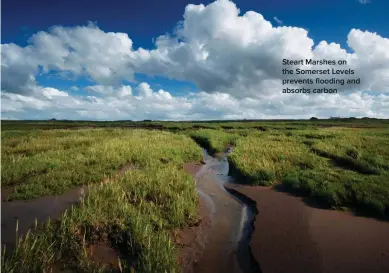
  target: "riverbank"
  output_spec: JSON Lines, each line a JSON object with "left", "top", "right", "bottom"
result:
{"left": 180, "top": 149, "right": 260, "bottom": 273}
{"left": 225, "top": 183, "right": 389, "bottom": 273}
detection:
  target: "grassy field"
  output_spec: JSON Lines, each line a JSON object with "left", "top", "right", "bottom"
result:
{"left": 227, "top": 128, "right": 389, "bottom": 218}
{"left": 2, "top": 119, "right": 389, "bottom": 272}
{"left": 2, "top": 129, "right": 201, "bottom": 200}
{"left": 2, "top": 129, "right": 202, "bottom": 272}
{"left": 188, "top": 129, "right": 239, "bottom": 155}
{"left": 179, "top": 125, "right": 389, "bottom": 218}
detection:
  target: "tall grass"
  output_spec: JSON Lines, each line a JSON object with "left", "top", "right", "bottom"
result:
{"left": 188, "top": 129, "right": 238, "bottom": 155}
{"left": 2, "top": 129, "right": 202, "bottom": 200}
{"left": 2, "top": 129, "right": 202, "bottom": 272}
{"left": 228, "top": 129, "right": 389, "bottom": 218}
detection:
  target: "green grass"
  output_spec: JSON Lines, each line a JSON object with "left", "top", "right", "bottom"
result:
{"left": 188, "top": 129, "right": 239, "bottom": 155}
{"left": 2, "top": 129, "right": 202, "bottom": 272}
{"left": 2, "top": 120, "right": 389, "bottom": 272}
{"left": 227, "top": 128, "right": 389, "bottom": 218}
{"left": 3, "top": 166, "right": 199, "bottom": 272}
{"left": 2, "top": 129, "right": 201, "bottom": 200}
{"left": 310, "top": 129, "right": 389, "bottom": 174}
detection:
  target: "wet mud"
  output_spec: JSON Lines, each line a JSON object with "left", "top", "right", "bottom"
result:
{"left": 4, "top": 143, "right": 387, "bottom": 273}
{"left": 1, "top": 163, "right": 135, "bottom": 251}
{"left": 225, "top": 184, "right": 389, "bottom": 273}
{"left": 183, "top": 149, "right": 260, "bottom": 273}
{"left": 1, "top": 185, "right": 89, "bottom": 250}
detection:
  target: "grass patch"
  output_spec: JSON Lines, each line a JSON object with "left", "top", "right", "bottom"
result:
{"left": 228, "top": 128, "right": 389, "bottom": 218}
{"left": 2, "top": 129, "right": 201, "bottom": 200}
{"left": 188, "top": 129, "right": 239, "bottom": 155}
{"left": 2, "top": 130, "right": 202, "bottom": 272}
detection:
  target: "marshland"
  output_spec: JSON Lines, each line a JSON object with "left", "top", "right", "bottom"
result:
{"left": 1, "top": 118, "right": 389, "bottom": 273}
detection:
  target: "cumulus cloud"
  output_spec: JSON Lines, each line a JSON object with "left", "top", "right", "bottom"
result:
{"left": 1, "top": 44, "right": 40, "bottom": 94}
{"left": 84, "top": 85, "right": 133, "bottom": 97}
{"left": 2, "top": 82, "right": 389, "bottom": 120}
{"left": 138, "top": 0, "right": 388, "bottom": 97}
{"left": 1, "top": 0, "right": 389, "bottom": 119}
{"left": 136, "top": 82, "right": 153, "bottom": 97}
{"left": 118, "top": 86, "right": 133, "bottom": 97}
{"left": 42, "top": 87, "right": 69, "bottom": 99}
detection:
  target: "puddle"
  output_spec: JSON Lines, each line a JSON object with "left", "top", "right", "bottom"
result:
{"left": 1, "top": 163, "right": 136, "bottom": 251}
{"left": 1, "top": 185, "right": 89, "bottom": 250}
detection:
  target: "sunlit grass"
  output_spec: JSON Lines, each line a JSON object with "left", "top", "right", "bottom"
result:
{"left": 2, "top": 129, "right": 202, "bottom": 200}
{"left": 227, "top": 129, "right": 389, "bottom": 218}
{"left": 188, "top": 129, "right": 239, "bottom": 154}
{"left": 2, "top": 129, "right": 202, "bottom": 272}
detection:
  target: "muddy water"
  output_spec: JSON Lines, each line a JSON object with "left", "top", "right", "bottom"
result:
{"left": 1, "top": 164, "right": 135, "bottom": 251}
{"left": 1, "top": 186, "right": 89, "bottom": 250}
{"left": 192, "top": 149, "right": 260, "bottom": 273}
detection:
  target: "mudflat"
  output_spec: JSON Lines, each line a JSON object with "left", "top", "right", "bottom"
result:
{"left": 225, "top": 183, "right": 389, "bottom": 273}
{"left": 1, "top": 186, "right": 88, "bottom": 250}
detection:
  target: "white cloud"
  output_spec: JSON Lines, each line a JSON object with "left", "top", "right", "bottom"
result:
{"left": 84, "top": 85, "right": 133, "bottom": 98}
{"left": 42, "top": 87, "right": 69, "bottom": 99}
{"left": 118, "top": 85, "right": 132, "bottom": 97}
{"left": 1, "top": 0, "right": 389, "bottom": 119}
{"left": 137, "top": 0, "right": 388, "bottom": 97}
{"left": 136, "top": 82, "right": 153, "bottom": 97}
{"left": 85, "top": 85, "right": 117, "bottom": 96}
{"left": 2, "top": 82, "right": 389, "bottom": 120}
{"left": 358, "top": 0, "right": 370, "bottom": 4}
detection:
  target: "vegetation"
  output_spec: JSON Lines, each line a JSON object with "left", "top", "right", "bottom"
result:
{"left": 227, "top": 128, "right": 389, "bottom": 218}
{"left": 2, "top": 118, "right": 389, "bottom": 272}
{"left": 2, "top": 129, "right": 202, "bottom": 272}
{"left": 188, "top": 129, "right": 239, "bottom": 154}
{"left": 2, "top": 129, "right": 201, "bottom": 200}
{"left": 2, "top": 117, "right": 389, "bottom": 131}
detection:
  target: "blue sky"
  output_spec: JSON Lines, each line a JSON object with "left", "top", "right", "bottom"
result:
{"left": 1, "top": 0, "right": 389, "bottom": 120}
{"left": 4, "top": 0, "right": 389, "bottom": 49}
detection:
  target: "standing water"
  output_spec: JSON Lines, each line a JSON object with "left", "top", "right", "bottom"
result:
{"left": 191, "top": 148, "right": 261, "bottom": 273}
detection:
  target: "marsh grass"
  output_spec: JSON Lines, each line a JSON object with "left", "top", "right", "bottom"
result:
{"left": 310, "top": 130, "right": 389, "bottom": 174}
{"left": 2, "top": 129, "right": 202, "bottom": 200}
{"left": 228, "top": 128, "right": 389, "bottom": 218}
{"left": 2, "top": 129, "right": 202, "bottom": 272}
{"left": 2, "top": 121, "right": 389, "bottom": 272}
{"left": 188, "top": 129, "right": 239, "bottom": 155}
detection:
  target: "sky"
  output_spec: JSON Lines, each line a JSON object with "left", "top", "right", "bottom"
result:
{"left": 1, "top": 0, "right": 389, "bottom": 120}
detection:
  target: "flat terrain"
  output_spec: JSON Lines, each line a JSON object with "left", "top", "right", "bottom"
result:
{"left": 1, "top": 118, "right": 389, "bottom": 273}
{"left": 190, "top": 124, "right": 389, "bottom": 219}
{"left": 225, "top": 184, "right": 389, "bottom": 273}
{"left": 2, "top": 128, "right": 203, "bottom": 272}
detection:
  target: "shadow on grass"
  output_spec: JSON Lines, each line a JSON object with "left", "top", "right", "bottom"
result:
{"left": 311, "top": 148, "right": 380, "bottom": 175}
{"left": 190, "top": 136, "right": 217, "bottom": 156}
{"left": 273, "top": 184, "right": 389, "bottom": 222}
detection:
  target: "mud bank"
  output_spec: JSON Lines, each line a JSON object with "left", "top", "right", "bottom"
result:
{"left": 1, "top": 164, "right": 136, "bottom": 251}
{"left": 1, "top": 186, "right": 89, "bottom": 250}
{"left": 181, "top": 149, "right": 260, "bottom": 273}
{"left": 225, "top": 184, "right": 389, "bottom": 273}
